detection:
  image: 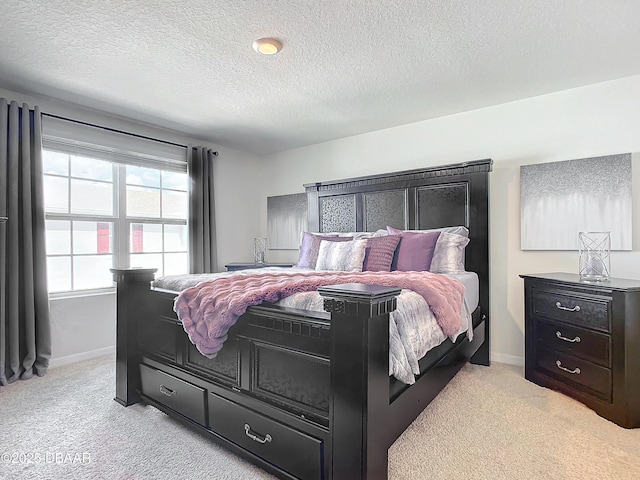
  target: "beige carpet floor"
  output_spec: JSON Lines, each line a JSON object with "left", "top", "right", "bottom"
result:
{"left": 1, "top": 356, "right": 638, "bottom": 479}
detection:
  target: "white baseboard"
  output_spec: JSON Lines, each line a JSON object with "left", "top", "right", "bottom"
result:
{"left": 49, "top": 345, "right": 115, "bottom": 369}
{"left": 491, "top": 352, "right": 524, "bottom": 367}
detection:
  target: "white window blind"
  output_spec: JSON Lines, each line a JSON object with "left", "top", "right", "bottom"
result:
{"left": 42, "top": 115, "right": 187, "bottom": 172}
{"left": 41, "top": 115, "right": 189, "bottom": 294}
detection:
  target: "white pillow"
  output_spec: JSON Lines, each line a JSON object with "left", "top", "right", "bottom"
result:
{"left": 315, "top": 239, "right": 367, "bottom": 271}
{"left": 387, "top": 225, "right": 469, "bottom": 237}
{"left": 328, "top": 229, "right": 389, "bottom": 239}
{"left": 429, "top": 233, "right": 470, "bottom": 274}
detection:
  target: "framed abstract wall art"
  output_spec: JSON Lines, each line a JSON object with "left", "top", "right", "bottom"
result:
{"left": 520, "top": 153, "right": 632, "bottom": 251}
{"left": 267, "top": 193, "right": 308, "bottom": 250}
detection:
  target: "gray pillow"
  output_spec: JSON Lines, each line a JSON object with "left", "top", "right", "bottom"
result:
{"left": 315, "top": 239, "right": 367, "bottom": 271}
{"left": 429, "top": 233, "right": 470, "bottom": 274}
{"left": 386, "top": 225, "right": 469, "bottom": 237}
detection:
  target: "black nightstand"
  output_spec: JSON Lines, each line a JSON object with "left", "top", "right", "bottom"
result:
{"left": 521, "top": 272, "right": 640, "bottom": 428}
{"left": 225, "top": 262, "right": 294, "bottom": 272}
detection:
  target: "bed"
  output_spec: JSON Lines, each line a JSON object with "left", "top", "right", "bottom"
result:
{"left": 112, "top": 159, "right": 492, "bottom": 480}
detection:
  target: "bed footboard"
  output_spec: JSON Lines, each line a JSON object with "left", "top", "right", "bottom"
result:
{"left": 112, "top": 269, "right": 485, "bottom": 479}
{"left": 113, "top": 269, "right": 407, "bottom": 479}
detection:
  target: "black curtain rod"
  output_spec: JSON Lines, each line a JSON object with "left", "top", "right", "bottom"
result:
{"left": 42, "top": 112, "right": 219, "bottom": 156}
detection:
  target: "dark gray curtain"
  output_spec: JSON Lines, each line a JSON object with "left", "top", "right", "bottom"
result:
{"left": 0, "top": 99, "right": 51, "bottom": 386}
{"left": 188, "top": 146, "right": 217, "bottom": 273}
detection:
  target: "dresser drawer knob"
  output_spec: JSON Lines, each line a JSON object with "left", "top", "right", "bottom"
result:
{"left": 159, "top": 385, "right": 176, "bottom": 397}
{"left": 555, "top": 301, "right": 580, "bottom": 312}
{"left": 556, "top": 331, "right": 581, "bottom": 343}
{"left": 555, "top": 360, "right": 581, "bottom": 375}
{"left": 244, "top": 423, "right": 272, "bottom": 444}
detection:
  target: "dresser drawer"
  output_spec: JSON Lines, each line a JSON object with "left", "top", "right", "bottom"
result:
{"left": 140, "top": 364, "right": 206, "bottom": 426}
{"left": 209, "top": 393, "right": 323, "bottom": 480}
{"left": 535, "top": 319, "right": 610, "bottom": 367}
{"left": 532, "top": 286, "right": 611, "bottom": 332}
{"left": 535, "top": 347, "right": 612, "bottom": 402}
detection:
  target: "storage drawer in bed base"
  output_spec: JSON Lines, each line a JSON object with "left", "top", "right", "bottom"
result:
{"left": 209, "top": 392, "right": 324, "bottom": 480}
{"left": 139, "top": 364, "right": 207, "bottom": 426}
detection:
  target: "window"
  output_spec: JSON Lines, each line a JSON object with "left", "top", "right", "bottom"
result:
{"left": 42, "top": 117, "right": 188, "bottom": 294}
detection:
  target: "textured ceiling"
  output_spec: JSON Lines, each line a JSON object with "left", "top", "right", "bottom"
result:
{"left": 2, "top": 1, "right": 640, "bottom": 155}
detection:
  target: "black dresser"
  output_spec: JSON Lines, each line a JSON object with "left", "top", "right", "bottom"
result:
{"left": 521, "top": 272, "right": 640, "bottom": 428}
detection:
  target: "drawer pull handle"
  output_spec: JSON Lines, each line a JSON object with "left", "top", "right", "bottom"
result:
{"left": 556, "top": 331, "right": 581, "bottom": 343}
{"left": 159, "top": 385, "right": 176, "bottom": 397}
{"left": 555, "top": 301, "right": 580, "bottom": 312}
{"left": 555, "top": 360, "right": 581, "bottom": 375}
{"left": 244, "top": 423, "right": 272, "bottom": 444}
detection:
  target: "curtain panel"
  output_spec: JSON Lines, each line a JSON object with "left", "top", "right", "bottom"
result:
{"left": 188, "top": 146, "right": 217, "bottom": 273}
{"left": 0, "top": 99, "right": 51, "bottom": 386}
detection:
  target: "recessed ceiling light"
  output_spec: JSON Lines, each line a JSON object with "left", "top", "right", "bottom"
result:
{"left": 252, "top": 38, "right": 282, "bottom": 55}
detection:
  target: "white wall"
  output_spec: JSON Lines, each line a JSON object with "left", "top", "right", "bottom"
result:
{"left": 6, "top": 74, "right": 640, "bottom": 367}
{"left": 258, "top": 74, "right": 640, "bottom": 365}
{"left": 1, "top": 87, "right": 262, "bottom": 365}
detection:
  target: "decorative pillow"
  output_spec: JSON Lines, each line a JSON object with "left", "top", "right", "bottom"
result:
{"left": 315, "top": 239, "right": 367, "bottom": 271}
{"left": 298, "top": 231, "right": 338, "bottom": 248}
{"left": 390, "top": 230, "right": 441, "bottom": 271}
{"left": 429, "top": 232, "right": 470, "bottom": 274}
{"left": 362, "top": 235, "right": 401, "bottom": 272}
{"left": 331, "top": 229, "right": 389, "bottom": 239}
{"left": 297, "top": 232, "right": 352, "bottom": 269}
{"left": 387, "top": 225, "right": 469, "bottom": 237}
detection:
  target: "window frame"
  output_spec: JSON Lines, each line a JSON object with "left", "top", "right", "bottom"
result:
{"left": 41, "top": 118, "right": 189, "bottom": 297}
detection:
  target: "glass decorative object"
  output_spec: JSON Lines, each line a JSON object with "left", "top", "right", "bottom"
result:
{"left": 253, "top": 237, "right": 267, "bottom": 264}
{"left": 578, "top": 231, "right": 610, "bottom": 281}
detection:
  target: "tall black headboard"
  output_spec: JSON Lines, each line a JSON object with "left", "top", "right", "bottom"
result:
{"left": 304, "top": 158, "right": 492, "bottom": 342}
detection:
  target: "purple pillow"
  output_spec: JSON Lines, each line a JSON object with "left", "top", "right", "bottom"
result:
{"left": 387, "top": 228, "right": 441, "bottom": 271}
{"left": 362, "top": 235, "right": 401, "bottom": 272}
{"left": 297, "top": 232, "right": 352, "bottom": 269}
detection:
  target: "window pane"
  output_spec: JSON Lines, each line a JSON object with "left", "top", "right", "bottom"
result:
{"left": 73, "top": 221, "right": 113, "bottom": 254}
{"left": 46, "top": 220, "right": 71, "bottom": 255}
{"left": 43, "top": 150, "right": 69, "bottom": 175}
{"left": 127, "top": 165, "right": 160, "bottom": 188}
{"left": 44, "top": 145, "right": 189, "bottom": 292}
{"left": 130, "top": 223, "right": 162, "bottom": 252}
{"left": 164, "top": 253, "right": 187, "bottom": 276}
{"left": 130, "top": 253, "right": 163, "bottom": 276}
{"left": 74, "top": 255, "right": 113, "bottom": 290}
{"left": 44, "top": 176, "right": 69, "bottom": 214}
{"left": 162, "top": 190, "right": 187, "bottom": 219}
{"left": 127, "top": 186, "right": 160, "bottom": 218}
{"left": 162, "top": 171, "right": 187, "bottom": 191}
{"left": 71, "top": 156, "right": 113, "bottom": 181}
{"left": 47, "top": 256, "right": 72, "bottom": 293}
{"left": 71, "top": 179, "right": 113, "bottom": 215}
{"left": 164, "top": 224, "right": 187, "bottom": 251}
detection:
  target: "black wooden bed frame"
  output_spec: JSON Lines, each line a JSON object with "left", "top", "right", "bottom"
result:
{"left": 113, "top": 159, "right": 492, "bottom": 480}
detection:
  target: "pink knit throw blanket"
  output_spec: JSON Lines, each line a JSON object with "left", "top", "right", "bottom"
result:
{"left": 174, "top": 270, "right": 465, "bottom": 357}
